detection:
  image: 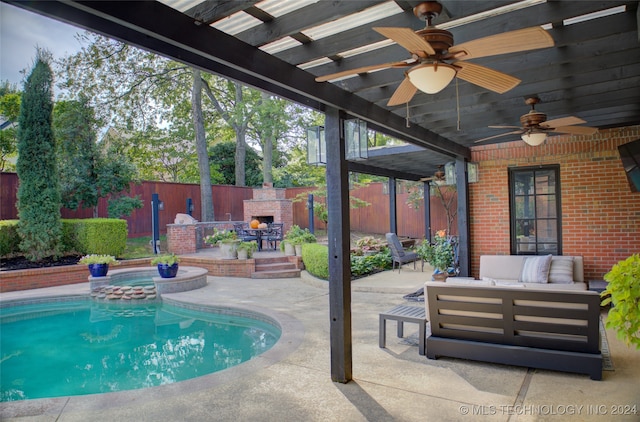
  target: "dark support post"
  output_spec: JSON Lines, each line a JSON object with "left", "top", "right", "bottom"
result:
{"left": 307, "top": 194, "right": 315, "bottom": 234}
{"left": 326, "top": 106, "right": 352, "bottom": 383}
{"left": 423, "top": 181, "right": 431, "bottom": 242}
{"left": 455, "top": 158, "right": 470, "bottom": 277}
{"left": 388, "top": 177, "right": 397, "bottom": 234}
{"left": 151, "top": 193, "right": 161, "bottom": 255}
{"left": 186, "top": 198, "right": 193, "bottom": 216}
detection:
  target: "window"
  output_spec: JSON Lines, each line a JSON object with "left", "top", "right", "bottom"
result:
{"left": 509, "top": 165, "right": 561, "bottom": 255}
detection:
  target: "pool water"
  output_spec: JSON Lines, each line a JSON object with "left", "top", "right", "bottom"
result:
{"left": 0, "top": 300, "right": 280, "bottom": 401}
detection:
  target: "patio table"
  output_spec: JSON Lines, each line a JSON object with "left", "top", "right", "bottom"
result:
{"left": 245, "top": 228, "right": 270, "bottom": 251}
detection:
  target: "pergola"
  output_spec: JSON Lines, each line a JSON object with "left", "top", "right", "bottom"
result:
{"left": 6, "top": 0, "right": 639, "bottom": 382}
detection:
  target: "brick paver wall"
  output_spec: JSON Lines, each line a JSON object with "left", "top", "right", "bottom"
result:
{"left": 469, "top": 126, "right": 640, "bottom": 280}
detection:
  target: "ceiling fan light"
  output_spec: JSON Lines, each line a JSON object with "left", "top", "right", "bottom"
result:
{"left": 407, "top": 63, "right": 457, "bottom": 94}
{"left": 521, "top": 132, "right": 547, "bottom": 146}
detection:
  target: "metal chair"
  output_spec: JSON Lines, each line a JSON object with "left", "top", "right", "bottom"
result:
{"left": 233, "top": 223, "right": 258, "bottom": 243}
{"left": 263, "top": 223, "right": 284, "bottom": 250}
{"left": 385, "top": 233, "right": 419, "bottom": 273}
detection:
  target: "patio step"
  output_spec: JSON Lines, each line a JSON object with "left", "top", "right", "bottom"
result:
{"left": 252, "top": 257, "right": 300, "bottom": 279}
{"left": 251, "top": 268, "right": 301, "bottom": 279}
{"left": 255, "top": 262, "right": 296, "bottom": 272}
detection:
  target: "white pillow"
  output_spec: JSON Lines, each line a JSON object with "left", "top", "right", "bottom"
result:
{"left": 548, "top": 257, "right": 574, "bottom": 283}
{"left": 519, "top": 254, "right": 552, "bottom": 283}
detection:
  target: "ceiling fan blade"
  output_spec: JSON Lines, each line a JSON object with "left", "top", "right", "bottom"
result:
{"left": 315, "top": 61, "right": 410, "bottom": 82}
{"left": 550, "top": 126, "right": 598, "bottom": 136}
{"left": 387, "top": 77, "right": 418, "bottom": 106}
{"left": 449, "top": 27, "right": 554, "bottom": 61}
{"left": 489, "top": 125, "right": 521, "bottom": 129}
{"left": 373, "top": 27, "right": 435, "bottom": 56}
{"left": 541, "top": 116, "right": 586, "bottom": 128}
{"left": 475, "top": 130, "right": 524, "bottom": 143}
{"left": 454, "top": 62, "right": 520, "bottom": 93}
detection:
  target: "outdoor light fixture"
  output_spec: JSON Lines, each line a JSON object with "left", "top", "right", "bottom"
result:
{"left": 307, "top": 118, "right": 368, "bottom": 165}
{"left": 344, "top": 118, "right": 368, "bottom": 160}
{"left": 521, "top": 131, "right": 547, "bottom": 146}
{"left": 406, "top": 63, "right": 457, "bottom": 94}
{"left": 306, "top": 126, "right": 326, "bottom": 165}
{"left": 444, "top": 161, "right": 479, "bottom": 185}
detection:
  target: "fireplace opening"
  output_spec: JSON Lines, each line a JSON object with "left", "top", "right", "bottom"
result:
{"left": 252, "top": 216, "right": 274, "bottom": 224}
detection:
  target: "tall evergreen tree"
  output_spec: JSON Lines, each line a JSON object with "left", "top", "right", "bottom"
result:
{"left": 54, "top": 97, "right": 99, "bottom": 211}
{"left": 16, "top": 50, "right": 62, "bottom": 260}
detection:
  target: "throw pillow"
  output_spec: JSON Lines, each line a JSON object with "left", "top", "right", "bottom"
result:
{"left": 519, "top": 254, "right": 553, "bottom": 283}
{"left": 548, "top": 257, "right": 574, "bottom": 283}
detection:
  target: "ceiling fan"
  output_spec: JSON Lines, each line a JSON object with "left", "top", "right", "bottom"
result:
{"left": 419, "top": 165, "right": 446, "bottom": 183}
{"left": 475, "top": 97, "right": 598, "bottom": 146}
{"left": 315, "top": 1, "right": 554, "bottom": 106}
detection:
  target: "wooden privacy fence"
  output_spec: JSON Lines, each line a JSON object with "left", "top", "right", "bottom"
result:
{"left": 0, "top": 173, "right": 456, "bottom": 239}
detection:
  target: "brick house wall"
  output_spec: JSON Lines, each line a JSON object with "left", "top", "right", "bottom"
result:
{"left": 469, "top": 125, "right": 640, "bottom": 281}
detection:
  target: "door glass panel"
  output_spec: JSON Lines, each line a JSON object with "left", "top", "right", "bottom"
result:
{"left": 536, "top": 196, "right": 556, "bottom": 218}
{"left": 535, "top": 170, "right": 555, "bottom": 194}
{"left": 514, "top": 172, "right": 534, "bottom": 195}
{"left": 515, "top": 197, "right": 535, "bottom": 218}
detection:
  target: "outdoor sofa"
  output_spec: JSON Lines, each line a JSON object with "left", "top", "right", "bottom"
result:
{"left": 422, "top": 254, "right": 602, "bottom": 379}
{"left": 476, "top": 254, "right": 586, "bottom": 290}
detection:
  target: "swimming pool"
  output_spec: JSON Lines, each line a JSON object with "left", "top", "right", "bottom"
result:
{"left": 1, "top": 298, "right": 281, "bottom": 401}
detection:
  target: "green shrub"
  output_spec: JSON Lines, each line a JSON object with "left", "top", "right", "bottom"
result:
{"left": 70, "top": 218, "right": 127, "bottom": 257}
{"left": 60, "top": 219, "right": 82, "bottom": 253}
{"left": 0, "top": 220, "right": 20, "bottom": 256}
{"left": 602, "top": 254, "right": 640, "bottom": 349}
{"left": 302, "top": 243, "right": 329, "bottom": 280}
{"left": 350, "top": 248, "right": 392, "bottom": 277}
{"left": 1, "top": 218, "right": 128, "bottom": 258}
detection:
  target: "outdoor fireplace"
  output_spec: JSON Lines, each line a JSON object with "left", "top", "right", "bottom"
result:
{"left": 243, "top": 183, "right": 293, "bottom": 232}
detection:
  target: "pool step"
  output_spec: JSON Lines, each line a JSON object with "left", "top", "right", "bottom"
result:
{"left": 252, "top": 257, "right": 300, "bottom": 279}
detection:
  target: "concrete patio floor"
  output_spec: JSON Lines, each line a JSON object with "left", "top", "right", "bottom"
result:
{"left": 1, "top": 262, "right": 639, "bottom": 421}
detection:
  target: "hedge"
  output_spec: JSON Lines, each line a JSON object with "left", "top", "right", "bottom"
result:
{"left": 301, "top": 243, "right": 329, "bottom": 280}
{"left": 0, "top": 220, "right": 20, "bottom": 256}
{"left": 0, "top": 218, "right": 127, "bottom": 257}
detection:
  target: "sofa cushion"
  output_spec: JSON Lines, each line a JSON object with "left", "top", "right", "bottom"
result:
{"left": 520, "top": 254, "right": 553, "bottom": 283}
{"left": 447, "top": 278, "right": 495, "bottom": 286}
{"left": 549, "top": 257, "right": 574, "bottom": 283}
{"left": 521, "top": 282, "right": 587, "bottom": 291}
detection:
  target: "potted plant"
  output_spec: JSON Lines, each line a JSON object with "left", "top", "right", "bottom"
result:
{"left": 237, "top": 241, "right": 258, "bottom": 259}
{"left": 416, "top": 230, "right": 454, "bottom": 281}
{"left": 205, "top": 229, "right": 239, "bottom": 258}
{"left": 204, "top": 228, "right": 236, "bottom": 247}
{"left": 78, "top": 254, "right": 118, "bottom": 277}
{"left": 601, "top": 254, "right": 640, "bottom": 349}
{"left": 151, "top": 253, "right": 180, "bottom": 278}
{"left": 282, "top": 225, "right": 305, "bottom": 256}
{"left": 292, "top": 229, "right": 317, "bottom": 256}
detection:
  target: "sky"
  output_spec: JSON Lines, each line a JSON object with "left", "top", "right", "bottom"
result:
{"left": 1, "top": 2, "right": 84, "bottom": 87}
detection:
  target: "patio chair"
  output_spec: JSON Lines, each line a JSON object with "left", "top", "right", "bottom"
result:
{"left": 263, "top": 223, "right": 284, "bottom": 250}
{"left": 233, "top": 223, "right": 258, "bottom": 243}
{"left": 386, "top": 233, "right": 419, "bottom": 273}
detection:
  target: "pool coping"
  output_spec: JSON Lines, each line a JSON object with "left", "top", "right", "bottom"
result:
{"left": 0, "top": 284, "right": 304, "bottom": 417}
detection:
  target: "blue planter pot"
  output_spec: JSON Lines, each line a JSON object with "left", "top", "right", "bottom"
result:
{"left": 157, "top": 263, "right": 179, "bottom": 278}
{"left": 88, "top": 263, "right": 109, "bottom": 277}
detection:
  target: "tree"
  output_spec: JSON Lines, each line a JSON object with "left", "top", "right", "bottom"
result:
{"left": 16, "top": 50, "right": 62, "bottom": 260}
{"left": 192, "top": 69, "right": 214, "bottom": 221}
{"left": 57, "top": 34, "right": 214, "bottom": 217}
{"left": 250, "top": 93, "right": 289, "bottom": 184}
{"left": 200, "top": 79, "right": 262, "bottom": 187}
{"left": 54, "top": 98, "right": 143, "bottom": 218}
{"left": 209, "top": 141, "right": 262, "bottom": 186}
{"left": 0, "top": 81, "right": 21, "bottom": 171}
{"left": 54, "top": 97, "right": 100, "bottom": 211}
